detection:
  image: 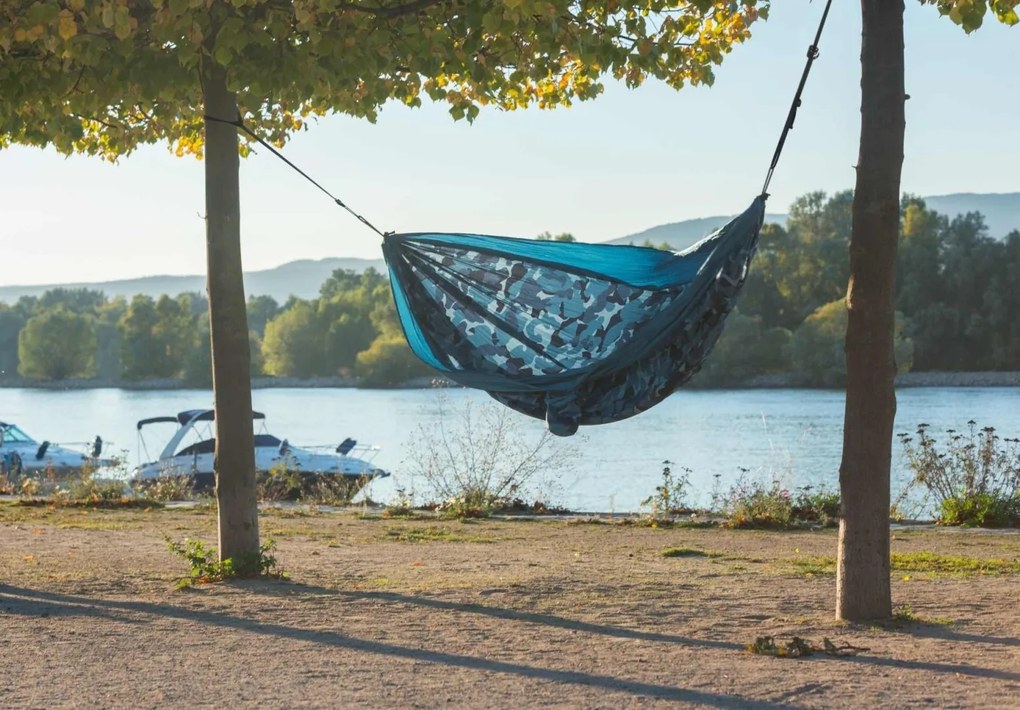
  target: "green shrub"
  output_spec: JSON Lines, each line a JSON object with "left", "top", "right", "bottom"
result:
{"left": 898, "top": 422, "right": 1020, "bottom": 527}
{"left": 640, "top": 461, "right": 693, "bottom": 517}
{"left": 720, "top": 476, "right": 840, "bottom": 529}
{"left": 166, "top": 537, "right": 284, "bottom": 589}
{"left": 723, "top": 476, "right": 794, "bottom": 529}
{"left": 940, "top": 493, "right": 1017, "bottom": 528}
{"left": 791, "top": 486, "right": 840, "bottom": 527}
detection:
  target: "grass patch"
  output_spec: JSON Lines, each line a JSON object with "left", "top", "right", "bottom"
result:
{"left": 789, "top": 551, "right": 1020, "bottom": 578}
{"left": 381, "top": 508, "right": 436, "bottom": 521}
{"left": 0, "top": 501, "right": 172, "bottom": 530}
{"left": 661, "top": 546, "right": 724, "bottom": 559}
{"left": 891, "top": 551, "right": 1020, "bottom": 575}
{"left": 384, "top": 525, "right": 494, "bottom": 544}
{"left": 789, "top": 556, "right": 837, "bottom": 575}
{"left": 57, "top": 519, "right": 130, "bottom": 531}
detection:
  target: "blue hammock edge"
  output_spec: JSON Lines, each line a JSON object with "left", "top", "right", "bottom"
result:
{"left": 382, "top": 196, "right": 766, "bottom": 434}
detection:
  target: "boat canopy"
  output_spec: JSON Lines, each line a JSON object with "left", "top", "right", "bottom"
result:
{"left": 176, "top": 409, "right": 266, "bottom": 425}
{"left": 136, "top": 416, "right": 179, "bottom": 431}
{"left": 136, "top": 410, "right": 267, "bottom": 431}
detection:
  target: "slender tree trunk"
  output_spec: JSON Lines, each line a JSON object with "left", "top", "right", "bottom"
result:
{"left": 836, "top": 0, "right": 905, "bottom": 621}
{"left": 201, "top": 61, "right": 260, "bottom": 561}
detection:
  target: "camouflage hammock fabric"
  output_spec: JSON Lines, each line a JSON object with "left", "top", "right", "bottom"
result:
{"left": 382, "top": 197, "right": 767, "bottom": 436}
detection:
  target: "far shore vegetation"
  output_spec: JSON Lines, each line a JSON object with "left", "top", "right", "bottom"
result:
{"left": 2, "top": 191, "right": 1019, "bottom": 389}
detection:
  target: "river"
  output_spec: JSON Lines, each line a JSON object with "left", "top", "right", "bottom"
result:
{"left": 1, "top": 386, "right": 1017, "bottom": 513}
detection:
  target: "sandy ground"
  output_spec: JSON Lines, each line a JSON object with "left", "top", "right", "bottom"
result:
{"left": 1, "top": 502, "right": 1018, "bottom": 709}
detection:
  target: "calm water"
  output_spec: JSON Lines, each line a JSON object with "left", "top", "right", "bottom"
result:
{"left": 1, "top": 386, "right": 1017, "bottom": 512}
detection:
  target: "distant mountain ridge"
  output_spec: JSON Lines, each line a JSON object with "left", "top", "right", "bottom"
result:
{"left": 607, "top": 191, "right": 1020, "bottom": 253}
{"left": 0, "top": 257, "right": 386, "bottom": 305}
{"left": 2, "top": 192, "right": 1016, "bottom": 304}
{"left": 609, "top": 212, "right": 790, "bottom": 251}
{"left": 918, "top": 193, "right": 1019, "bottom": 239}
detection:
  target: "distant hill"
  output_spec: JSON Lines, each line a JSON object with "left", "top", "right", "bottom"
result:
{"left": 919, "top": 192, "right": 1020, "bottom": 239}
{"left": 0, "top": 257, "right": 386, "bottom": 304}
{"left": 2, "top": 192, "right": 1016, "bottom": 304}
{"left": 608, "top": 213, "right": 789, "bottom": 252}
{"left": 607, "top": 192, "right": 1020, "bottom": 252}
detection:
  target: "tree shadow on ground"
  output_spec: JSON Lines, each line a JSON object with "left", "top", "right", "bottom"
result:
{"left": 0, "top": 582, "right": 775, "bottom": 708}
{"left": 3, "top": 581, "right": 1020, "bottom": 693}
{"left": 899, "top": 624, "right": 1020, "bottom": 648}
{"left": 328, "top": 588, "right": 1020, "bottom": 682}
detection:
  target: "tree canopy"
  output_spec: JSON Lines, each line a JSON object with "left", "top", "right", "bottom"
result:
{"left": 922, "top": 0, "right": 1018, "bottom": 30}
{"left": 2, "top": 0, "right": 769, "bottom": 157}
{"left": 18, "top": 306, "right": 96, "bottom": 380}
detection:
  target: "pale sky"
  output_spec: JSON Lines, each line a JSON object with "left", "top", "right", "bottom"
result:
{"left": 2, "top": 1, "right": 1017, "bottom": 287}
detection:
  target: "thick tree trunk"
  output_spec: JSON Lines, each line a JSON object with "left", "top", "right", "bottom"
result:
{"left": 201, "top": 62, "right": 260, "bottom": 561}
{"left": 836, "top": 0, "right": 905, "bottom": 621}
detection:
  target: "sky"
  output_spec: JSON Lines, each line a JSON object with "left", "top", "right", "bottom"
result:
{"left": 2, "top": 1, "right": 1018, "bottom": 287}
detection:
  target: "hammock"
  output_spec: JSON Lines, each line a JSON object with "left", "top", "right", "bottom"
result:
{"left": 209, "top": 1, "right": 831, "bottom": 436}
{"left": 382, "top": 198, "right": 765, "bottom": 435}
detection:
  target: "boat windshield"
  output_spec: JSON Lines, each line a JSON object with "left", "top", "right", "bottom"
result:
{"left": 0, "top": 424, "right": 35, "bottom": 444}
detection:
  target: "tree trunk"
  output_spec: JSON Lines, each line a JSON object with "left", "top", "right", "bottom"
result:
{"left": 201, "top": 62, "right": 260, "bottom": 561}
{"left": 836, "top": 0, "right": 905, "bottom": 622}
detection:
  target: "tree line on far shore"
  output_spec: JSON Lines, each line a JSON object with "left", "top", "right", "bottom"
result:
{"left": 696, "top": 191, "right": 1020, "bottom": 386}
{"left": 0, "top": 268, "right": 433, "bottom": 387}
{"left": 1, "top": 191, "right": 1017, "bottom": 388}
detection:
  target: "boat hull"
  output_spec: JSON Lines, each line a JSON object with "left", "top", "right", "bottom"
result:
{"left": 1, "top": 448, "right": 109, "bottom": 478}
{"left": 131, "top": 444, "right": 387, "bottom": 501}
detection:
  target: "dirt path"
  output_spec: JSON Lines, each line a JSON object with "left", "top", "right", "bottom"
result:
{"left": 2, "top": 503, "right": 1018, "bottom": 708}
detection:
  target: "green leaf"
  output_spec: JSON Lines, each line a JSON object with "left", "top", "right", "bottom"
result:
{"left": 213, "top": 44, "right": 232, "bottom": 65}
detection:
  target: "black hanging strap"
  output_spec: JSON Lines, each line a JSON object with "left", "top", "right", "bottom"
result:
{"left": 760, "top": 0, "right": 834, "bottom": 198}
{"left": 204, "top": 113, "right": 391, "bottom": 238}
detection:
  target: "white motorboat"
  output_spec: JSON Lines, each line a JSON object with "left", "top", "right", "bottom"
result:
{"left": 0, "top": 421, "right": 109, "bottom": 476}
{"left": 131, "top": 409, "right": 388, "bottom": 495}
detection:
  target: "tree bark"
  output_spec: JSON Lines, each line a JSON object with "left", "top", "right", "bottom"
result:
{"left": 836, "top": 0, "right": 905, "bottom": 621}
{"left": 201, "top": 61, "right": 260, "bottom": 561}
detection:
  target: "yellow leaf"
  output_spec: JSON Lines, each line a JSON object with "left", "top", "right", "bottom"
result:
{"left": 58, "top": 12, "right": 78, "bottom": 41}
